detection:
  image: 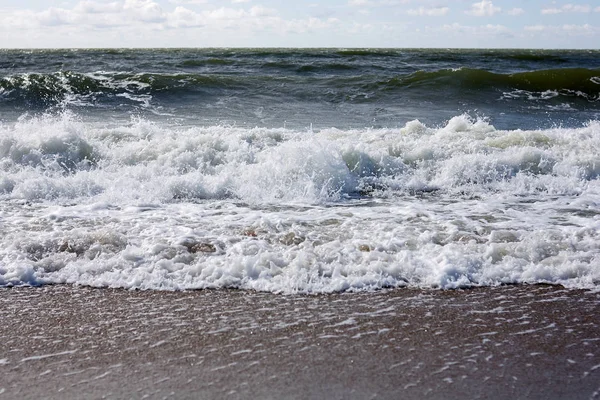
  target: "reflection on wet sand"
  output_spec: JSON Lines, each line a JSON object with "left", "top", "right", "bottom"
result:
{"left": 1, "top": 284, "right": 598, "bottom": 399}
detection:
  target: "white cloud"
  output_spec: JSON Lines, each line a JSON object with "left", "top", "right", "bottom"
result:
{"left": 441, "top": 22, "right": 510, "bottom": 36}
{"left": 562, "top": 23, "right": 595, "bottom": 34}
{"left": 169, "top": 4, "right": 339, "bottom": 34}
{"left": 0, "top": 0, "right": 347, "bottom": 40}
{"left": 524, "top": 24, "right": 598, "bottom": 36}
{"left": 563, "top": 4, "right": 591, "bottom": 12}
{"left": 379, "top": 0, "right": 411, "bottom": 4}
{"left": 348, "top": 0, "right": 412, "bottom": 8}
{"left": 507, "top": 8, "right": 524, "bottom": 16}
{"left": 348, "top": 0, "right": 371, "bottom": 6}
{"left": 75, "top": 1, "right": 123, "bottom": 14}
{"left": 407, "top": 7, "right": 450, "bottom": 17}
{"left": 36, "top": 8, "right": 78, "bottom": 26}
{"left": 1, "top": 0, "right": 597, "bottom": 48}
{"left": 541, "top": 8, "right": 561, "bottom": 14}
{"left": 202, "top": 7, "right": 246, "bottom": 21}
{"left": 168, "top": 0, "right": 209, "bottom": 5}
{"left": 123, "top": 0, "right": 166, "bottom": 22}
{"left": 542, "top": 4, "right": 593, "bottom": 14}
{"left": 167, "top": 6, "right": 203, "bottom": 27}
{"left": 524, "top": 25, "right": 546, "bottom": 32}
{"left": 466, "top": 0, "right": 500, "bottom": 17}
{"left": 249, "top": 5, "right": 277, "bottom": 17}
{"left": 231, "top": 0, "right": 251, "bottom": 3}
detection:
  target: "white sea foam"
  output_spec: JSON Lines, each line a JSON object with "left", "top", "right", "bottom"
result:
{"left": 0, "top": 113, "right": 599, "bottom": 293}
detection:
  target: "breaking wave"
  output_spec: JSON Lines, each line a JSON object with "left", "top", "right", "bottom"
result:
{"left": 0, "top": 113, "right": 599, "bottom": 293}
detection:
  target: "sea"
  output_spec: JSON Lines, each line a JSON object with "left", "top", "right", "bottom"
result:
{"left": 0, "top": 48, "right": 599, "bottom": 293}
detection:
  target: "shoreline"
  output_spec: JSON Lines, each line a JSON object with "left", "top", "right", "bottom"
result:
{"left": 1, "top": 284, "right": 599, "bottom": 399}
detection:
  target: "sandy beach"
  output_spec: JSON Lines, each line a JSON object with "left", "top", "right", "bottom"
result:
{"left": 1, "top": 284, "right": 599, "bottom": 399}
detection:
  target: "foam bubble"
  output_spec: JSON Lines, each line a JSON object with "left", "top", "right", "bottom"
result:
{"left": 1, "top": 113, "right": 599, "bottom": 292}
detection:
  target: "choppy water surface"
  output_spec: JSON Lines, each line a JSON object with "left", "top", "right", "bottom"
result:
{"left": 0, "top": 49, "right": 599, "bottom": 292}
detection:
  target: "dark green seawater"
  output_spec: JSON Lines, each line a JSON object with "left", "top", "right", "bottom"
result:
{"left": 1, "top": 48, "right": 599, "bottom": 129}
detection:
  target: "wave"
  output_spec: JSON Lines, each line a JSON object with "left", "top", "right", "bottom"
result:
{"left": 335, "top": 49, "right": 401, "bottom": 57}
{"left": 484, "top": 52, "right": 568, "bottom": 63}
{"left": 0, "top": 113, "right": 599, "bottom": 293}
{"left": 2, "top": 67, "right": 598, "bottom": 110}
{"left": 179, "top": 58, "right": 235, "bottom": 67}
{"left": 0, "top": 71, "right": 246, "bottom": 108}
{"left": 270, "top": 62, "right": 359, "bottom": 73}
{"left": 383, "top": 68, "right": 600, "bottom": 100}
{"left": 1, "top": 112, "right": 598, "bottom": 203}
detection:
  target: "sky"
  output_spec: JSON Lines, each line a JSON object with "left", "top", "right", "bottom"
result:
{"left": 0, "top": 0, "right": 599, "bottom": 48}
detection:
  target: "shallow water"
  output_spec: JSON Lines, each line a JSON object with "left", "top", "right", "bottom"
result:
{"left": 1, "top": 285, "right": 598, "bottom": 399}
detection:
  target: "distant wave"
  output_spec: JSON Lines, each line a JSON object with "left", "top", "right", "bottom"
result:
{"left": 179, "top": 58, "right": 235, "bottom": 67}
{"left": 1, "top": 67, "right": 598, "bottom": 109}
{"left": 383, "top": 68, "right": 600, "bottom": 100}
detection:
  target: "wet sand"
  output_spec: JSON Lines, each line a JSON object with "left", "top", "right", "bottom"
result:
{"left": 1, "top": 284, "right": 599, "bottom": 399}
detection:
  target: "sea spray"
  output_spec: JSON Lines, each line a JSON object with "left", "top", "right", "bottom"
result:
{"left": 1, "top": 113, "right": 599, "bottom": 292}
